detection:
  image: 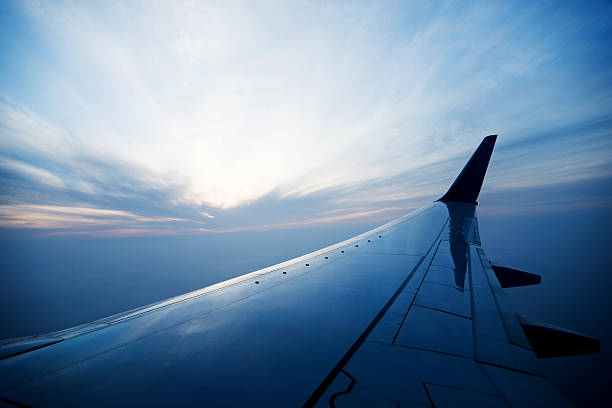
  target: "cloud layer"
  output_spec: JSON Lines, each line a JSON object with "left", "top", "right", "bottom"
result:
{"left": 1, "top": 0, "right": 611, "bottom": 235}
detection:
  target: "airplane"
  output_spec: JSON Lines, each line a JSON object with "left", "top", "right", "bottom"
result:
{"left": 0, "top": 135, "right": 599, "bottom": 407}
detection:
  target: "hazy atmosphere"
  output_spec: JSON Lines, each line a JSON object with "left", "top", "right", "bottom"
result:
{"left": 1, "top": 1, "right": 611, "bottom": 406}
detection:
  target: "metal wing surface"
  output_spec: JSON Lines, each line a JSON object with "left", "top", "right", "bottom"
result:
{"left": 0, "top": 136, "right": 598, "bottom": 407}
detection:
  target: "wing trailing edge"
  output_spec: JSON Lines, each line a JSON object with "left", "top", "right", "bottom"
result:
{"left": 438, "top": 135, "right": 497, "bottom": 204}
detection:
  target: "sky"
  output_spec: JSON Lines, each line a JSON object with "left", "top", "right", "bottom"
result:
{"left": 0, "top": 0, "right": 611, "bottom": 236}
{"left": 1, "top": 1, "right": 612, "bottom": 406}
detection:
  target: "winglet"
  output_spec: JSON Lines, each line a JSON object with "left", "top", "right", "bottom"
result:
{"left": 438, "top": 135, "right": 497, "bottom": 204}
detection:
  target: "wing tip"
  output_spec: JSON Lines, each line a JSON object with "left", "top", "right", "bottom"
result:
{"left": 438, "top": 135, "right": 497, "bottom": 204}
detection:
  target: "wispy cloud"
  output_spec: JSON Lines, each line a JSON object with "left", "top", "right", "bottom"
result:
{"left": 0, "top": 202, "right": 407, "bottom": 238}
{"left": 0, "top": 0, "right": 611, "bottom": 235}
{"left": 0, "top": 158, "right": 64, "bottom": 189}
{"left": 195, "top": 207, "right": 408, "bottom": 234}
{"left": 0, "top": 204, "right": 192, "bottom": 230}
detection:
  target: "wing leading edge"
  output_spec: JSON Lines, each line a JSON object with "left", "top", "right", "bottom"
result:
{"left": 0, "top": 136, "right": 598, "bottom": 407}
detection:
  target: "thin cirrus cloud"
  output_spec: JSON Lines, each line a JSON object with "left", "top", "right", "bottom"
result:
{"left": 0, "top": 157, "right": 64, "bottom": 189}
{"left": 0, "top": 1, "right": 611, "bottom": 236}
{"left": 195, "top": 207, "right": 408, "bottom": 234}
{"left": 0, "top": 204, "right": 191, "bottom": 230}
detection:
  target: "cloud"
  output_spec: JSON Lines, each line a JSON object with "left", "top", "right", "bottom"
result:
{"left": 0, "top": 1, "right": 611, "bottom": 235}
{"left": 477, "top": 174, "right": 612, "bottom": 217}
{"left": 0, "top": 158, "right": 64, "bottom": 189}
{"left": 0, "top": 204, "right": 192, "bottom": 230}
{"left": 0, "top": 200, "right": 409, "bottom": 237}
{"left": 195, "top": 206, "right": 408, "bottom": 234}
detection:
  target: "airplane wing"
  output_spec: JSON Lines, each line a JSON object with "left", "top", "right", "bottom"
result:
{"left": 0, "top": 136, "right": 598, "bottom": 407}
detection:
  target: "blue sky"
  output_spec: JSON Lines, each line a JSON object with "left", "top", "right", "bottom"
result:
{"left": 1, "top": 0, "right": 611, "bottom": 236}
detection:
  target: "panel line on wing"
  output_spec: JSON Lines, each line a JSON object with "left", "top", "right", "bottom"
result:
{"left": 391, "top": 240, "right": 444, "bottom": 345}
{"left": 302, "top": 254, "right": 428, "bottom": 408}
{"left": 476, "top": 361, "right": 546, "bottom": 379}
{"left": 390, "top": 344, "right": 475, "bottom": 360}
{"left": 475, "top": 358, "right": 511, "bottom": 407}
{"left": 303, "top": 212, "right": 451, "bottom": 407}
{"left": 412, "top": 304, "right": 472, "bottom": 320}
